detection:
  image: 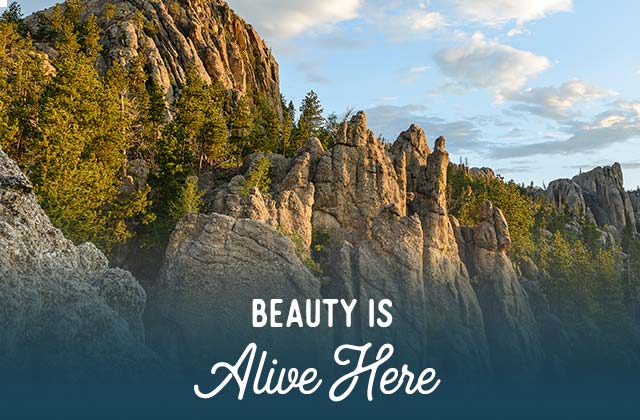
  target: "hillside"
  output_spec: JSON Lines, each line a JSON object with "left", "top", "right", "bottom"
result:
{"left": 26, "top": 0, "right": 282, "bottom": 113}
{"left": 1, "top": 0, "right": 640, "bottom": 387}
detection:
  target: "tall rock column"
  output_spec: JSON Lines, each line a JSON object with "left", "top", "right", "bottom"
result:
{"left": 458, "top": 201, "right": 542, "bottom": 375}
{"left": 418, "top": 137, "right": 490, "bottom": 376}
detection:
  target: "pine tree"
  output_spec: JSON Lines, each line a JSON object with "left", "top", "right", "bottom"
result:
{"left": 249, "top": 94, "right": 279, "bottom": 154}
{"left": 228, "top": 93, "right": 253, "bottom": 162}
{"left": 26, "top": 3, "right": 149, "bottom": 251}
{"left": 174, "top": 70, "right": 228, "bottom": 173}
{"left": 0, "top": 18, "right": 48, "bottom": 158}
{"left": 292, "top": 90, "right": 325, "bottom": 151}
{"left": 279, "top": 97, "right": 295, "bottom": 156}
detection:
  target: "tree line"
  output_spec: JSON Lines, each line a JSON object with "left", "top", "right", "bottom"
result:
{"left": 0, "top": 1, "right": 337, "bottom": 254}
{"left": 448, "top": 163, "right": 640, "bottom": 367}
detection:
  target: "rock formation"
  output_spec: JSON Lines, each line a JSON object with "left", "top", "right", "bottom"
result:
{"left": 151, "top": 212, "right": 328, "bottom": 368}
{"left": 545, "top": 164, "right": 637, "bottom": 240}
{"left": 457, "top": 201, "right": 541, "bottom": 374}
{"left": 545, "top": 178, "right": 589, "bottom": 218}
{"left": 631, "top": 189, "right": 640, "bottom": 231}
{"left": 0, "top": 147, "right": 157, "bottom": 378}
{"left": 188, "top": 113, "right": 494, "bottom": 373}
{"left": 411, "top": 136, "right": 490, "bottom": 375}
{"left": 27, "top": 0, "right": 282, "bottom": 113}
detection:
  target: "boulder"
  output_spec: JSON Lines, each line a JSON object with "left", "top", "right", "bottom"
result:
{"left": 153, "top": 213, "right": 328, "bottom": 368}
{"left": 0, "top": 148, "right": 157, "bottom": 378}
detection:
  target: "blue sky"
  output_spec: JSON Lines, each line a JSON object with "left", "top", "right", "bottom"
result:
{"left": 12, "top": 0, "right": 640, "bottom": 189}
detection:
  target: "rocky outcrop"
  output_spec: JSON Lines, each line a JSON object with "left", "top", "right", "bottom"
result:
{"left": 313, "top": 112, "right": 406, "bottom": 240}
{"left": 191, "top": 114, "right": 502, "bottom": 374}
{"left": 390, "top": 124, "right": 430, "bottom": 196}
{"left": 457, "top": 201, "right": 541, "bottom": 374}
{"left": 629, "top": 189, "right": 640, "bottom": 233}
{"left": 28, "top": 0, "right": 282, "bottom": 113}
{"left": 415, "top": 137, "right": 490, "bottom": 375}
{"left": 152, "top": 212, "right": 328, "bottom": 367}
{"left": 0, "top": 148, "right": 156, "bottom": 377}
{"left": 543, "top": 164, "right": 637, "bottom": 240}
{"left": 545, "top": 178, "right": 589, "bottom": 218}
{"left": 205, "top": 140, "right": 320, "bottom": 250}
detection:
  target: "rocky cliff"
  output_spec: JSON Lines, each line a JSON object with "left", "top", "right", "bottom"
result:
{"left": 28, "top": 0, "right": 282, "bottom": 113}
{"left": 156, "top": 112, "right": 542, "bottom": 376}
{"left": 0, "top": 147, "right": 158, "bottom": 378}
{"left": 545, "top": 163, "right": 637, "bottom": 240}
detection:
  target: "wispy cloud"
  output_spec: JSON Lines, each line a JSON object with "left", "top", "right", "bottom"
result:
{"left": 296, "top": 61, "right": 331, "bottom": 85}
{"left": 227, "top": 0, "right": 361, "bottom": 39}
{"left": 452, "top": 0, "right": 573, "bottom": 27}
{"left": 492, "top": 101, "right": 640, "bottom": 158}
{"left": 434, "top": 32, "right": 551, "bottom": 101}
{"left": 509, "top": 80, "right": 617, "bottom": 121}
{"left": 400, "top": 65, "right": 432, "bottom": 83}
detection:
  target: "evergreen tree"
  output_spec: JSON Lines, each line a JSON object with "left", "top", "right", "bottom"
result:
{"left": 174, "top": 70, "right": 228, "bottom": 173}
{"left": 292, "top": 90, "right": 325, "bottom": 151}
{"left": 26, "top": 2, "right": 149, "bottom": 251}
{"left": 0, "top": 18, "right": 48, "bottom": 158}
{"left": 249, "top": 94, "right": 279, "bottom": 154}
{"left": 228, "top": 93, "right": 253, "bottom": 161}
{"left": 280, "top": 97, "right": 295, "bottom": 156}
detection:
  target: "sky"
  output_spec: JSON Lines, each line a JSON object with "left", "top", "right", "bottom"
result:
{"left": 11, "top": 0, "right": 640, "bottom": 189}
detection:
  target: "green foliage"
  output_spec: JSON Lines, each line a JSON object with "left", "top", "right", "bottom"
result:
{"left": 280, "top": 97, "right": 295, "bottom": 156}
{"left": 174, "top": 70, "right": 228, "bottom": 173}
{"left": 169, "top": 175, "right": 202, "bottom": 221}
{"left": 0, "top": 20, "right": 49, "bottom": 158}
{"left": 241, "top": 155, "right": 271, "bottom": 198}
{"left": 0, "top": 1, "right": 151, "bottom": 252}
{"left": 1, "top": 2, "right": 27, "bottom": 34}
{"left": 249, "top": 94, "right": 280, "bottom": 154}
{"left": 291, "top": 90, "right": 325, "bottom": 151}
{"left": 448, "top": 165, "right": 534, "bottom": 260}
{"left": 277, "top": 225, "right": 323, "bottom": 276}
{"left": 540, "top": 230, "right": 630, "bottom": 358}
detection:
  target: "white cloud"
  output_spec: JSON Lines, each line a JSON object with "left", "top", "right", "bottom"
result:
{"left": 406, "top": 10, "right": 447, "bottom": 32}
{"left": 409, "top": 66, "right": 431, "bottom": 73}
{"left": 401, "top": 66, "right": 432, "bottom": 83}
{"left": 227, "top": 0, "right": 361, "bottom": 38}
{"left": 510, "top": 80, "right": 617, "bottom": 120}
{"left": 493, "top": 100, "right": 640, "bottom": 158}
{"left": 453, "top": 0, "right": 573, "bottom": 26}
{"left": 434, "top": 33, "right": 551, "bottom": 101}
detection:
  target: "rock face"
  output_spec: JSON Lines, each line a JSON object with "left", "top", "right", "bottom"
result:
{"left": 409, "top": 137, "right": 490, "bottom": 375}
{"left": 28, "top": 0, "right": 282, "bottom": 113}
{"left": 0, "top": 148, "right": 156, "bottom": 377}
{"left": 631, "top": 190, "right": 640, "bottom": 231}
{"left": 390, "top": 124, "right": 430, "bottom": 196}
{"left": 188, "top": 113, "right": 494, "bottom": 374}
{"left": 458, "top": 201, "right": 541, "bottom": 374}
{"left": 205, "top": 141, "right": 319, "bottom": 250}
{"left": 545, "top": 178, "right": 588, "bottom": 218}
{"left": 313, "top": 112, "right": 406, "bottom": 239}
{"left": 152, "top": 212, "right": 328, "bottom": 368}
{"left": 573, "top": 163, "right": 636, "bottom": 237}
{"left": 546, "top": 164, "right": 637, "bottom": 239}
